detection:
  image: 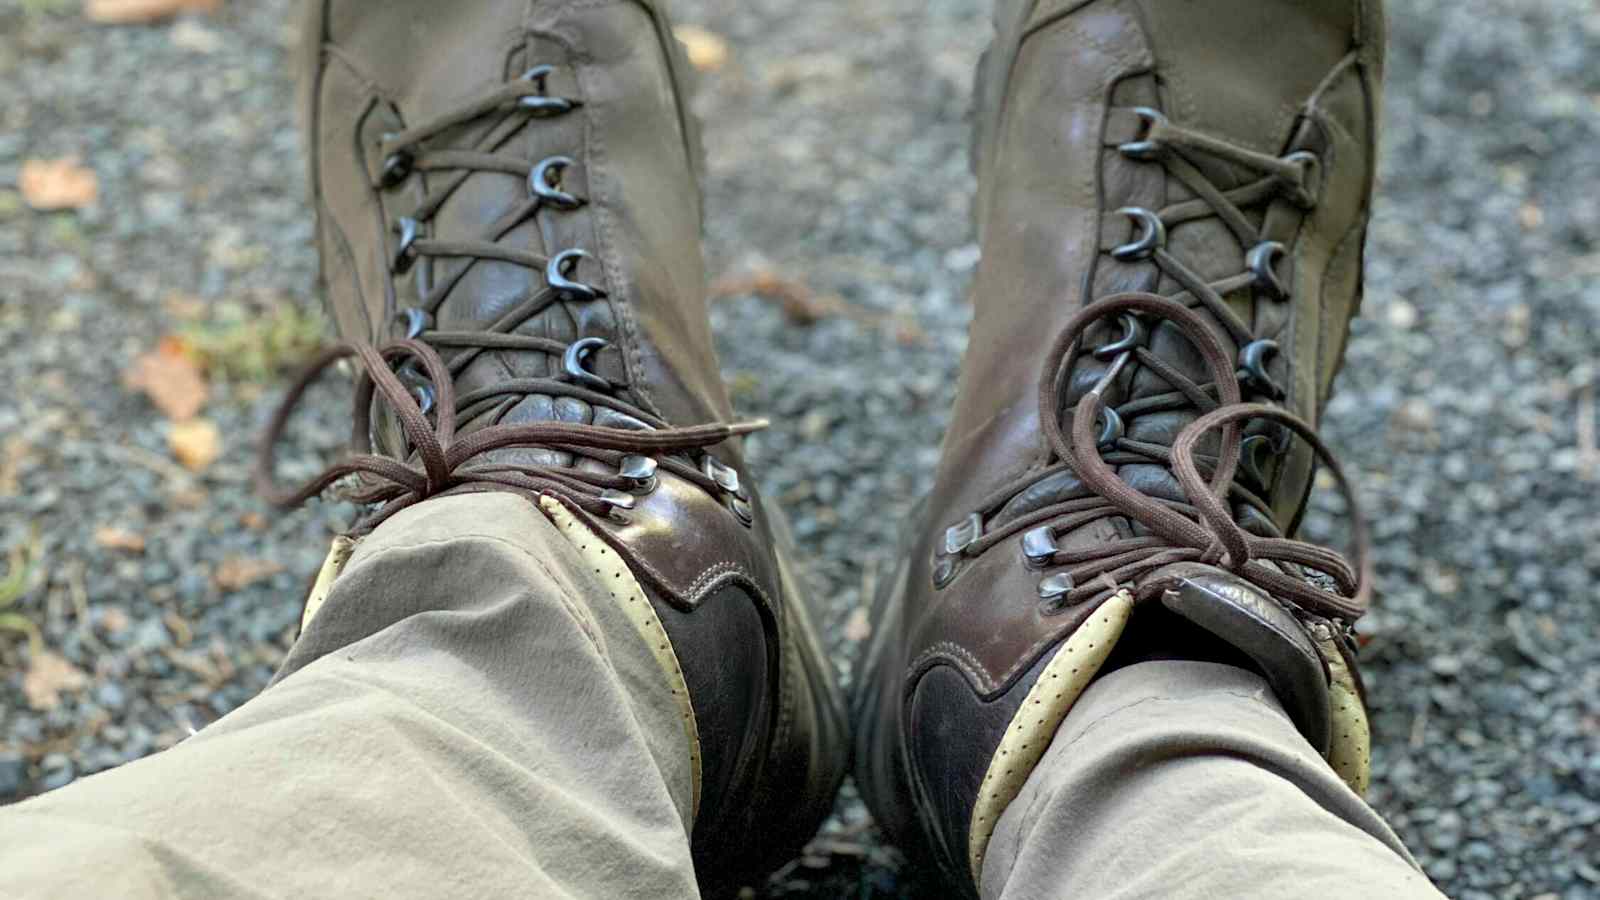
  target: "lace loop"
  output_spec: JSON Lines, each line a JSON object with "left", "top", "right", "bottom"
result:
{"left": 988, "top": 111, "right": 1369, "bottom": 623}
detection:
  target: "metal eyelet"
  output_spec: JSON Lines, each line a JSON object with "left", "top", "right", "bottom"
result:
{"left": 1092, "top": 312, "right": 1147, "bottom": 361}
{"left": 931, "top": 556, "right": 958, "bottom": 589}
{"left": 619, "top": 455, "right": 659, "bottom": 494}
{"left": 1095, "top": 406, "right": 1125, "bottom": 451}
{"left": 1117, "top": 107, "right": 1168, "bottom": 160}
{"left": 1022, "top": 526, "right": 1057, "bottom": 569}
{"left": 1248, "top": 241, "right": 1289, "bottom": 302}
{"left": 1282, "top": 150, "right": 1322, "bottom": 208}
{"left": 530, "top": 155, "right": 583, "bottom": 210}
{"left": 391, "top": 216, "right": 421, "bottom": 274}
{"left": 701, "top": 456, "right": 742, "bottom": 497}
{"left": 1037, "top": 572, "right": 1076, "bottom": 602}
{"left": 379, "top": 153, "right": 413, "bottom": 189}
{"left": 599, "top": 488, "right": 636, "bottom": 511}
{"left": 546, "top": 249, "right": 606, "bottom": 301}
{"left": 943, "top": 512, "right": 983, "bottom": 556}
{"left": 1238, "top": 339, "right": 1285, "bottom": 401}
{"left": 376, "top": 132, "right": 413, "bottom": 189}
{"left": 562, "top": 336, "right": 612, "bottom": 392}
{"left": 394, "top": 307, "right": 433, "bottom": 340}
{"left": 1110, "top": 207, "right": 1166, "bottom": 262}
{"left": 519, "top": 65, "right": 577, "bottom": 115}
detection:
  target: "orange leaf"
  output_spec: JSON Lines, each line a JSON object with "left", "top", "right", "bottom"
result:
{"left": 674, "top": 25, "right": 729, "bottom": 72}
{"left": 23, "top": 651, "right": 89, "bottom": 711}
{"left": 84, "top": 0, "right": 220, "bottom": 25}
{"left": 93, "top": 526, "right": 147, "bottom": 553}
{"left": 18, "top": 158, "right": 98, "bottom": 211}
{"left": 124, "top": 341, "right": 208, "bottom": 421}
{"left": 214, "top": 557, "right": 284, "bottom": 591}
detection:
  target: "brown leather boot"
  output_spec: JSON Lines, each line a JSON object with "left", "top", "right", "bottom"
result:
{"left": 265, "top": 0, "right": 847, "bottom": 890}
{"left": 853, "top": 0, "right": 1387, "bottom": 892}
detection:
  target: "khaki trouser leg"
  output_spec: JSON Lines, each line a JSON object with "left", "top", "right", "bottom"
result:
{"left": 980, "top": 660, "right": 1444, "bottom": 900}
{"left": 0, "top": 493, "right": 699, "bottom": 900}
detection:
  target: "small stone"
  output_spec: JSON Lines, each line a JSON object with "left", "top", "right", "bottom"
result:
{"left": 1386, "top": 299, "right": 1418, "bottom": 330}
{"left": 39, "top": 764, "right": 76, "bottom": 793}
{"left": 0, "top": 753, "right": 27, "bottom": 799}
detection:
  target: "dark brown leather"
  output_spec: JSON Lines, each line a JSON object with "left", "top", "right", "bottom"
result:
{"left": 854, "top": 0, "right": 1386, "bottom": 893}
{"left": 296, "top": 0, "right": 847, "bottom": 889}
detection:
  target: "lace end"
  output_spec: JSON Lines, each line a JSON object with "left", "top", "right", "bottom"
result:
{"left": 727, "top": 418, "right": 770, "bottom": 436}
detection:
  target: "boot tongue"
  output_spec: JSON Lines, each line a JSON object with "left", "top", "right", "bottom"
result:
{"left": 1145, "top": 563, "right": 1332, "bottom": 753}
{"left": 1127, "top": 0, "right": 1355, "bottom": 154}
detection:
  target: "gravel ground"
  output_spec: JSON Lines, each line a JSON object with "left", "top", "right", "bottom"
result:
{"left": 2, "top": 1, "right": 1598, "bottom": 898}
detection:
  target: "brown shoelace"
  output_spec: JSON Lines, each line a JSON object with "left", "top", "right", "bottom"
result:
{"left": 960, "top": 109, "right": 1371, "bottom": 623}
{"left": 257, "top": 64, "right": 760, "bottom": 530}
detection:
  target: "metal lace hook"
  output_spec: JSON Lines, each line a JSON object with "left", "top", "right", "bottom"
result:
{"left": 1248, "top": 241, "right": 1288, "bottom": 302}
{"left": 391, "top": 216, "right": 421, "bottom": 274}
{"left": 529, "top": 155, "right": 582, "bottom": 210}
{"left": 562, "top": 337, "right": 612, "bottom": 392}
{"left": 1093, "top": 312, "right": 1148, "bottom": 361}
{"left": 1117, "top": 107, "right": 1169, "bottom": 160}
{"left": 1086, "top": 350, "right": 1130, "bottom": 452}
{"left": 519, "top": 64, "right": 577, "bottom": 114}
{"left": 546, "top": 249, "right": 607, "bottom": 301}
{"left": 1110, "top": 207, "right": 1167, "bottom": 262}
{"left": 378, "top": 132, "right": 413, "bottom": 189}
{"left": 395, "top": 307, "right": 433, "bottom": 341}
{"left": 1238, "top": 339, "right": 1285, "bottom": 401}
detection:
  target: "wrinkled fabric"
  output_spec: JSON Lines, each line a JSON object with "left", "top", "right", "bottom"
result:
{"left": 983, "top": 661, "right": 1444, "bottom": 900}
{"left": 0, "top": 494, "right": 697, "bottom": 900}
{"left": 0, "top": 497, "right": 1435, "bottom": 900}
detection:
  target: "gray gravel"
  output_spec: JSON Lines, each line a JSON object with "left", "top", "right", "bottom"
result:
{"left": 2, "top": 0, "right": 1598, "bottom": 897}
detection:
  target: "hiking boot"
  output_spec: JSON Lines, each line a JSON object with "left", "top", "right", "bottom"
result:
{"left": 266, "top": 0, "right": 848, "bottom": 888}
{"left": 853, "top": 0, "right": 1387, "bottom": 892}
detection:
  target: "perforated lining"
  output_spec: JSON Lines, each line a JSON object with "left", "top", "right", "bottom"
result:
{"left": 301, "top": 534, "right": 356, "bottom": 634}
{"left": 968, "top": 589, "right": 1135, "bottom": 883}
{"left": 1317, "top": 633, "right": 1371, "bottom": 795}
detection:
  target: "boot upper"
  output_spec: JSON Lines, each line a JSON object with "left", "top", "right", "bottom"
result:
{"left": 281, "top": 0, "right": 848, "bottom": 887}
{"left": 855, "top": 0, "right": 1387, "bottom": 891}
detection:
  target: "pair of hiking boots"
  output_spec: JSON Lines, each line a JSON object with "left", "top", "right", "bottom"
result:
{"left": 270, "top": 0, "right": 1386, "bottom": 893}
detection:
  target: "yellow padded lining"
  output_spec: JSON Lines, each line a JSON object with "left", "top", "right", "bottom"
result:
{"left": 1317, "top": 633, "right": 1371, "bottom": 796}
{"left": 300, "top": 534, "right": 356, "bottom": 634}
{"left": 968, "top": 589, "right": 1135, "bottom": 882}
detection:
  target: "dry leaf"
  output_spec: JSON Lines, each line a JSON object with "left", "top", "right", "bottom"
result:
{"left": 18, "top": 158, "right": 98, "bottom": 211}
{"left": 168, "top": 419, "right": 221, "bottom": 472}
{"left": 124, "top": 337, "right": 208, "bottom": 421}
{"left": 84, "top": 0, "right": 219, "bottom": 25}
{"left": 843, "top": 606, "right": 872, "bottom": 643}
{"left": 100, "top": 606, "right": 132, "bottom": 634}
{"left": 94, "top": 526, "right": 146, "bottom": 553}
{"left": 675, "top": 24, "right": 729, "bottom": 72}
{"left": 711, "top": 269, "right": 851, "bottom": 326}
{"left": 23, "top": 651, "right": 89, "bottom": 711}
{"left": 214, "top": 557, "right": 283, "bottom": 591}
{"left": 169, "top": 18, "right": 221, "bottom": 52}
{"left": 161, "top": 292, "right": 207, "bottom": 321}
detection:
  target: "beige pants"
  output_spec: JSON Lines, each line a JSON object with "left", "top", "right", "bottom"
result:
{"left": 0, "top": 494, "right": 1441, "bottom": 899}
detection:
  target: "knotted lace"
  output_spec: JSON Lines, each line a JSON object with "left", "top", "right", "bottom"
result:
{"left": 960, "top": 109, "right": 1371, "bottom": 623}
{"left": 257, "top": 64, "right": 759, "bottom": 530}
